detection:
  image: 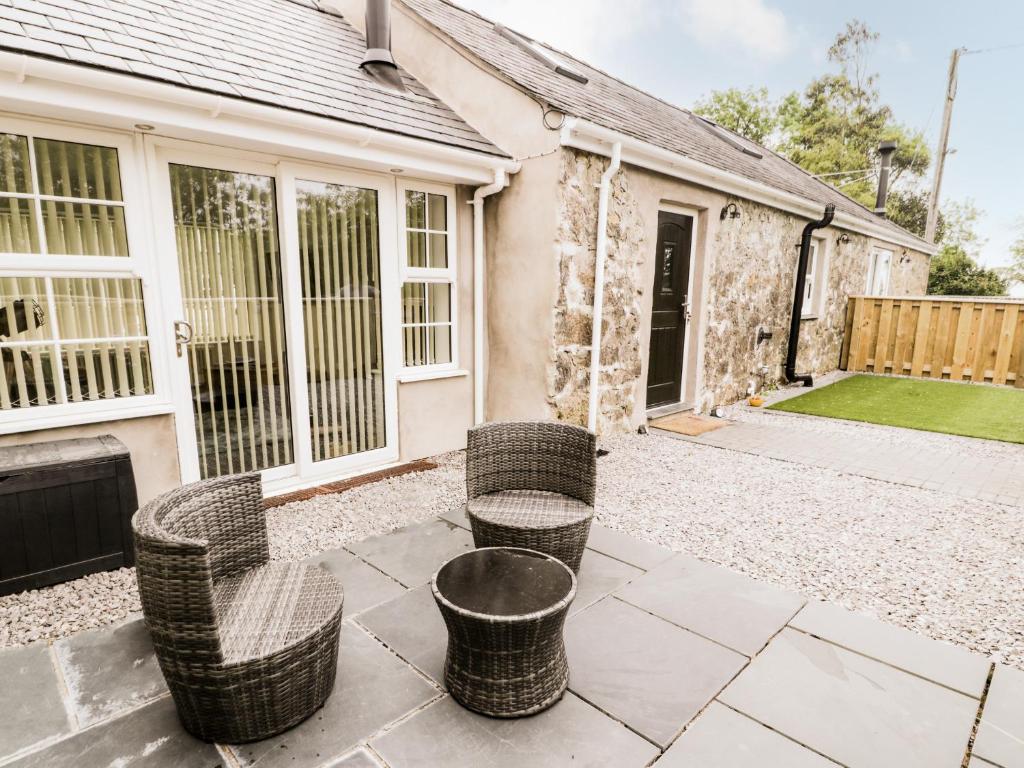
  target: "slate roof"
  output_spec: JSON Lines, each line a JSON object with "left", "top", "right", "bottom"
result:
{"left": 401, "top": 0, "right": 931, "bottom": 246}
{"left": 0, "top": 0, "right": 505, "bottom": 157}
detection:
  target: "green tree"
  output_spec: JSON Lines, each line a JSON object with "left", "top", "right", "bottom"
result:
{"left": 695, "top": 20, "right": 931, "bottom": 213}
{"left": 776, "top": 20, "right": 930, "bottom": 208}
{"left": 939, "top": 199, "right": 986, "bottom": 258}
{"left": 927, "top": 246, "right": 1007, "bottom": 296}
{"left": 1003, "top": 218, "right": 1024, "bottom": 286}
{"left": 693, "top": 87, "right": 778, "bottom": 146}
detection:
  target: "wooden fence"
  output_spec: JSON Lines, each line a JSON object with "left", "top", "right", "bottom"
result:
{"left": 840, "top": 296, "right": 1024, "bottom": 387}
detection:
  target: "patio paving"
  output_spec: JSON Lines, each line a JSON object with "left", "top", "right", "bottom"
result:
{"left": 662, "top": 416, "right": 1024, "bottom": 507}
{"left": 0, "top": 514, "right": 1009, "bottom": 767}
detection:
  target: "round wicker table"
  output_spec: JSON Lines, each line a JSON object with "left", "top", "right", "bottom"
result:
{"left": 431, "top": 547, "right": 577, "bottom": 718}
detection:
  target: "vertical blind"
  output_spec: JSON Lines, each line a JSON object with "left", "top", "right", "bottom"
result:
{"left": 170, "top": 164, "right": 293, "bottom": 479}
{"left": 0, "top": 133, "right": 152, "bottom": 411}
{"left": 296, "top": 180, "right": 385, "bottom": 461}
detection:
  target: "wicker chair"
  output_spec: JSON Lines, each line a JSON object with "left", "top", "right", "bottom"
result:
{"left": 132, "top": 473, "right": 344, "bottom": 744}
{"left": 465, "top": 421, "right": 597, "bottom": 572}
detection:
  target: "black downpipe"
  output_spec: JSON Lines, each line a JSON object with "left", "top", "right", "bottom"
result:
{"left": 785, "top": 203, "right": 835, "bottom": 386}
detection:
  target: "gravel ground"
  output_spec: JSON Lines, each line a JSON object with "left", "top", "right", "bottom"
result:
{"left": 2, "top": 428, "right": 1022, "bottom": 669}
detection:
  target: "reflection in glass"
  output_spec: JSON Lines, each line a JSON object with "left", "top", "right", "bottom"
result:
{"left": 170, "top": 164, "right": 293, "bottom": 478}
{"left": 296, "top": 180, "right": 385, "bottom": 461}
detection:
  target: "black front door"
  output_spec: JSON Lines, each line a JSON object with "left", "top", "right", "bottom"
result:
{"left": 646, "top": 211, "right": 693, "bottom": 408}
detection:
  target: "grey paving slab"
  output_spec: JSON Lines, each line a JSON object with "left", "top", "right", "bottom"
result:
{"left": 565, "top": 597, "right": 747, "bottom": 747}
{"left": 357, "top": 584, "right": 446, "bottom": 685}
{"left": 7, "top": 696, "right": 220, "bottom": 768}
{"left": 305, "top": 547, "right": 407, "bottom": 617}
{"left": 789, "top": 600, "right": 989, "bottom": 698}
{"left": 327, "top": 747, "right": 385, "bottom": 767}
{"left": 232, "top": 624, "right": 438, "bottom": 768}
{"left": 371, "top": 693, "right": 659, "bottom": 768}
{"left": 437, "top": 506, "right": 469, "bottom": 530}
{"left": 616, "top": 553, "right": 805, "bottom": 656}
{"left": 973, "top": 663, "right": 1024, "bottom": 768}
{"left": 654, "top": 701, "right": 836, "bottom": 767}
{"left": 53, "top": 617, "right": 168, "bottom": 728}
{"left": 584, "top": 523, "right": 676, "bottom": 570}
{"left": 720, "top": 628, "right": 978, "bottom": 768}
{"left": 572, "top": 549, "right": 643, "bottom": 615}
{"left": 0, "top": 642, "right": 71, "bottom": 757}
{"left": 346, "top": 518, "right": 473, "bottom": 588}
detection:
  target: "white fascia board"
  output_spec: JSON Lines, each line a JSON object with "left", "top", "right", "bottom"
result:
{"left": 0, "top": 52, "right": 519, "bottom": 185}
{"left": 561, "top": 118, "right": 936, "bottom": 255}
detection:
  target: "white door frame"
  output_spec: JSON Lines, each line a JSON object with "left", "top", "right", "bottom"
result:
{"left": 655, "top": 203, "right": 700, "bottom": 407}
{"left": 146, "top": 139, "right": 400, "bottom": 491}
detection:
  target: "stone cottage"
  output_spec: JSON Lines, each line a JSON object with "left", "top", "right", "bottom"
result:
{"left": 330, "top": 0, "right": 935, "bottom": 432}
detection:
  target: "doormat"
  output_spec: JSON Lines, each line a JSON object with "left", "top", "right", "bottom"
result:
{"left": 649, "top": 413, "right": 730, "bottom": 437}
{"left": 263, "top": 459, "right": 439, "bottom": 509}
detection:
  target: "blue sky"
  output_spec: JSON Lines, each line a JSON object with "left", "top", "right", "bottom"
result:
{"left": 457, "top": 0, "right": 1023, "bottom": 282}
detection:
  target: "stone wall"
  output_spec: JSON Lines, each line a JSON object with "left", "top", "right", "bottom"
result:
{"left": 546, "top": 148, "right": 647, "bottom": 432}
{"left": 544, "top": 151, "right": 931, "bottom": 427}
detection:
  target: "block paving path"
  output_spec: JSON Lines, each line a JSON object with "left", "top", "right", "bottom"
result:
{"left": 658, "top": 417, "right": 1024, "bottom": 507}
{"left": 1, "top": 511, "right": 1019, "bottom": 767}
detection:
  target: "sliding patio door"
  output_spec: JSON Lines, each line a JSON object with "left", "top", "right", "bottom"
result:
{"left": 169, "top": 163, "right": 293, "bottom": 479}
{"left": 295, "top": 179, "right": 386, "bottom": 462}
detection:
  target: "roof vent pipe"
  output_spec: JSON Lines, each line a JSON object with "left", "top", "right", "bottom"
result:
{"left": 874, "top": 140, "right": 897, "bottom": 216}
{"left": 360, "top": 0, "right": 406, "bottom": 92}
{"left": 785, "top": 203, "right": 835, "bottom": 387}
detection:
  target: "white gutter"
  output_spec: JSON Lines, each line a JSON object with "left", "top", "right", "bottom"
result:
{"left": 587, "top": 142, "right": 621, "bottom": 434}
{"left": 0, "top": 51, "right": 520, "bottom": 180}
{"left": 561, "top": 118, "right": 937, "bottom": 256}
{"left": 470, "top": 168, "right": 508, "bottom": 424}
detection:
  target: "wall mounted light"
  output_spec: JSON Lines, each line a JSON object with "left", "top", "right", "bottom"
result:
{"left": 720, "top": 203, "right": 741, "bottom": 221}
{"left": 837, "top": 233, "right": 851, "bottom": 245}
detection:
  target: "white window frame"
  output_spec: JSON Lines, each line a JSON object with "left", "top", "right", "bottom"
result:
{"left": 0, "top": 116, "right": 170, "bottom": 434}
{"left": 867, "top": 247, "right": 893, "bottom": 295}
{"left": 396, "top": 179, "right": 458, "bottom": 376}
{"left": 802, "top": 238, "right": 828, "bottom": 317}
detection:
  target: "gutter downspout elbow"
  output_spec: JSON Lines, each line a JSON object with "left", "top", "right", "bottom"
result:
{"left": 785, "top": 203, "right": 835, "bottom": 387}
{"left": 471, "top": 168, "right": 507, "bottom": 425}
{"left": 587, "top": 141, "right": 622, "bottom": 434}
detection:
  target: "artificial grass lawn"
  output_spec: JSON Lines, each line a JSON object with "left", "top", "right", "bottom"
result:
{"left": 768, "top": 374, "right": 1024, "bottom": 444}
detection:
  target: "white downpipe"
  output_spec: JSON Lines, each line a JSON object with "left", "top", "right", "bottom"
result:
{"left": 471, "top": 169, "right": 508, "bottom": 425}
{"left": 587, "top": 142, "right": 621, "bottom": 434}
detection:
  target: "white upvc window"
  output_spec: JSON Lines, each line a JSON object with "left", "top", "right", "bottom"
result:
{"left": 867, "top": 247, "right": 893, "bottom": 295}
{"left": 802, "top": 238, "right": 827, "bottom": 317}
{"left": 0, "top": 121, "right": 161, "bottom": 428}
{"left": 397, "top": 180, "right": 457, "bottom": 371}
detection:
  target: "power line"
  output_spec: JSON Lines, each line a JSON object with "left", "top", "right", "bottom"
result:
{"left": 964, "top": 42, "right": 1024, "bottom": 56}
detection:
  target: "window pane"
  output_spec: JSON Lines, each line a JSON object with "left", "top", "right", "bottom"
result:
{"left": 33, "top": 138, "right": 123, "bottom": 200}
{"left": 40, "top": 201, "right": 128, "bottom": 256}
{"left": 61, "top": 340, "right": 152, "bottom": 402}
{"left": 0, "top": 134, "right": 31, "bottom": 193}
{"left": 296, "top": 179, "right": 385, "bottom": 461}
{"left": 0, "top": 344, "right": 60, "bottom": 409}
{"left": 428, "top": 283, "right": 450, "bottom": 323}
{"left": 0, "top": 198, "right": 40, "bottom": 253}
{"left": 428, "top": 231, "right": 448, "bottom": 268}
{"left": 405, "top": 189, "right": 426, "bottom": 229}
{"left": 403, "top": 324, "right": 428, "bottom": 367}
{"left": 0, "top": 276, "right": 50, "bottom": 343}
{"left": 407, "top": 230, "right": 427, "bottom": 268}
{"left": 427, "top": 193, "right": 446, "bottom": 230}
{"left": 171, "top": 164, "right": 293, "bottom": 478}
{"left": 431, "top": 325, "right": 452, "bottom": 365}
{"left": 402, "top": 282, "right": 426, "bottom": 324}
{"left": 52, "top": 277, "right": 148, "bottom": 339}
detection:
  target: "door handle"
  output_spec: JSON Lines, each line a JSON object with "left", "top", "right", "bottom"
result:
{"left": 174, "top": 320, "right": 193, "bottom": 358}
{"left": 679, "top": 301, "right": 691, "bottom": 323}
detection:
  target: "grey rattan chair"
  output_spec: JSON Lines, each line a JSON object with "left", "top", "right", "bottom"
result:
{"left": 132, "top": 473, "right": 344, "bottom": 744}
{"left": 465, "top": 421, "right": 597, "bottom": 572}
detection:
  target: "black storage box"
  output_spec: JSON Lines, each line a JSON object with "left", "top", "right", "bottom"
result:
{"left": 0, "top": 435, "right": 138, "bottom": 596}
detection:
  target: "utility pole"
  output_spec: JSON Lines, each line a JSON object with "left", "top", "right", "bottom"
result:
{"left": 926, "top": 47, "right": 965, "bottom": 243}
